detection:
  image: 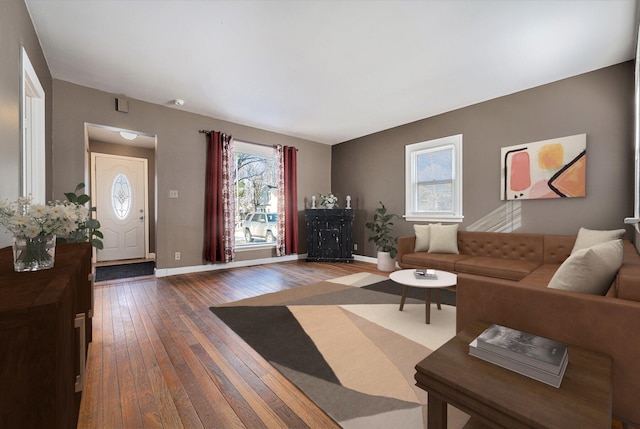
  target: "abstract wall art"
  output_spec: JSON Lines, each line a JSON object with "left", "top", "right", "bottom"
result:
{"left": 501, "top": 134, "right": 586, "bottom": 200}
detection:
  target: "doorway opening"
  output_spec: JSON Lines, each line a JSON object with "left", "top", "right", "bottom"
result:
{"left": 85, "top": 123, "right": 157, "bottom": 264}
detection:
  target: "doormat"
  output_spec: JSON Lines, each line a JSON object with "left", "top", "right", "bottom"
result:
{"left": 95, "top": 261, "right": 155, "bottom": 282}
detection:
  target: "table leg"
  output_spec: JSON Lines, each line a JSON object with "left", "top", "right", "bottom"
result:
{"left": 427, "top": 393, "right": 447, "bottom": 429}
{"left": 425, "top": 289, "right": 431, "bottom": 324}
{"left": 435, "top": 289, "right": 441, "bottom": 310}
{"left": 399, "top": 286, "right": 408, "bottom": 311}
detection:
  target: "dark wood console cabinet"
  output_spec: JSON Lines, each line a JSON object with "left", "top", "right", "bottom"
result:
{"left": 0, "top": 242, "right": 92, "bottom": 429}
{"left": 305, "top": 208, "right": 354, "bottom": 262}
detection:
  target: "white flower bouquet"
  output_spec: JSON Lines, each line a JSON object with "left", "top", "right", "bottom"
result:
{"left": 0, "top": 197, "right": 89, "bottom": 238}
{"left": 319, "top": 192, "right": 338, "bottom": 208}
{"left": 0, "top": 183, "right": 103, "bottom": 271}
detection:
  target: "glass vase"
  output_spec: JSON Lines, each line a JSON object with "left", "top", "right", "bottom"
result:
{"left": 12, "top": 234, "right": 57, "bottom": 272}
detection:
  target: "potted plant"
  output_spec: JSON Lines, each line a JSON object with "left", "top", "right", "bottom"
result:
{"left": 319, "top": 192, "right": 338, "bottom": 209}
{"left": 365, "top": 201, "right": 399, "bottom": 272}
{"left": 59, "top": 183, "right": 104, "bottom": 249}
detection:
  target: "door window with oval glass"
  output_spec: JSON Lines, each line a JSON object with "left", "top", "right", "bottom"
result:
{"left": 112, "top": 173, "right": 132, "bottom": 220}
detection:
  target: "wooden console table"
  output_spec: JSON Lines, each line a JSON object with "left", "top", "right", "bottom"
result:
{"left": 0, "top": 243, "right": 93, "bottom": 429}
{"left": 415, "top": 321, "right": 612, "bottom": 429}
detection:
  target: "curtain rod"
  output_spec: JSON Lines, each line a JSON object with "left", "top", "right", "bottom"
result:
{"left": 199, "top": 130, "right": 298, "bottom": 151}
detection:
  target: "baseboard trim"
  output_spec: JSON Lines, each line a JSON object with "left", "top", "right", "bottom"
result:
{"left": 155, "top": 253, "right": 377, "bottom": 277}
{"left": 353, "top": 254, "right": 377, "bottom": 264}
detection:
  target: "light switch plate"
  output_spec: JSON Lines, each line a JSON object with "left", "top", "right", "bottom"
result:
{"left": 169, "top": 190, "right": 179, "bottom": 198}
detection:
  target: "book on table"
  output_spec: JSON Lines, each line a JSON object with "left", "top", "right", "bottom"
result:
{"left": 414, "top": 269, "right": 437, "bottom": 280}
{"left": 474, "top": 324, "right": 567, "bottom": 374}
{"left": 469, "top": 338, "right": 568, "bottom": 388}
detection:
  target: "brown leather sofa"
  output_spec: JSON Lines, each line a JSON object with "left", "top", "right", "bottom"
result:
{"left": 397, "top": 230, "right": 640, "bottom": 426}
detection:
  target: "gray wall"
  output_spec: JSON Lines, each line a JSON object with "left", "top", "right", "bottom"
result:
{"left": 51, "top": 80, "right": 331, "bottom": 269}
{"left": 332, "top": 62, "right": 635, "bottom": 258}
{"left": 0, "top": 0, "right": 52, "bottom": 247}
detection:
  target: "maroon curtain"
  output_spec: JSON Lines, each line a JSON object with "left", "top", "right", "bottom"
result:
{"left": 204, "top": 131, "right": 234, "bottom": 262}
{"left": 283, "top": 146, "right": 298, "bottom": 254}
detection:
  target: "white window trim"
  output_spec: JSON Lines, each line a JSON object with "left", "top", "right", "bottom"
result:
{"left": 235, "top": 140, "right": 276, "bottom": 158}
{"left": 233, "top": 140, "right": 278, "bottom": 248}
{"left": 404, "top": 134, "right": 463, "bottom": 222}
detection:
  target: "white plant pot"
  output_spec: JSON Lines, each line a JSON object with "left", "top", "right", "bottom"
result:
{"left": 377, "top": 251, "right": 396, "bottom": 272}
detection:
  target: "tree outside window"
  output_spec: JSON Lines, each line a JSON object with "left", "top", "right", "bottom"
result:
{"left": 233, "top": 142, "right": 278, "bottom": 245}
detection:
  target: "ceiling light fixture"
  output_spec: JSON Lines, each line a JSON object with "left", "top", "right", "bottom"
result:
{"left": 119, "top": 131, "right": 138, "bottom": 140}
{"left": 173, "top": 99, "right": 185, "bottom": 106}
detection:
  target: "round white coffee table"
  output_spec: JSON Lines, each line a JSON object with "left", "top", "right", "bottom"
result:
{"left": 389, "top": 269, "right": 457, "bottom": 324}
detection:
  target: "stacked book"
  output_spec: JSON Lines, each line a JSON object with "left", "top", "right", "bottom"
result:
{"left": 414, "top": 269, "right": 437, "bottom": 280}
{"left": 469, "top": 324, "right": 568, "bottom": 388}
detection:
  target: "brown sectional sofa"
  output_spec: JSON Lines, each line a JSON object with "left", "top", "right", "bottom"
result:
{"left": 397, "top": 230, "right": 640, "bottom": 426}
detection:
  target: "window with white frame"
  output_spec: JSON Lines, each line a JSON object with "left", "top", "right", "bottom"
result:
{"left": 233, "top": 141, "right": 278, "bottom": 247}
{"left": 405, "top": 134, "right": 463, "bottom": 222}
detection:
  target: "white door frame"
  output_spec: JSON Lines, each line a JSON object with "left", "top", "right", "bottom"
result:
{"left": 21, "top": 47, "right": 46, "bottom": 203}
{"left": 91, "top": 152, "right": 150, "bottom": 261}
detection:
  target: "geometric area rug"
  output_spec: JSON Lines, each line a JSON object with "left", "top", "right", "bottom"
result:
{"left": 210, "top": 272, "right": 470, "bottom": 429}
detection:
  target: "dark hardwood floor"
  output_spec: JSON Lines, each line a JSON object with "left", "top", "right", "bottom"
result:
{"left": 78, "top": 260, "right": 384, "bottom": 429}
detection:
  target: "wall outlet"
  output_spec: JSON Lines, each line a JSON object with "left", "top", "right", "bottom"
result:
{"left": 354, "top": 243, "right": 358, "bottom": 251}
{"left": 174, "top": 252, "right": 181, "bottom": 261}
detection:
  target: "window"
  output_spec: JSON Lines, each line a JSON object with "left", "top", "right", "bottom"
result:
{"left": 624, "top": 29, "right": 640, "bottom": 230}
{"left": 405, "top": 134, "right": 463, "bottom": 222}
{"left": 111, "top": 173, "right": 132, "bottom": 220}
{"left": 233, "top": 141, "right": 278, "bottom": 246}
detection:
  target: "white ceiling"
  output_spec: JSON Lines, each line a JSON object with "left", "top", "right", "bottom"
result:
{"left": 25, "top": 0, "right": 639, "bottom": 145}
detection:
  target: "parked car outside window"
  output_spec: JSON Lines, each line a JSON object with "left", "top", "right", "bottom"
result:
{"left": 243, "top": 212, "right": 278, "bottom": 242}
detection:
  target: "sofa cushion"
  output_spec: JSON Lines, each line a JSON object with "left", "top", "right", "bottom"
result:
{"left": 457, "top": 231, "right": 544, "bottom": 265}
{"left": 571, "top": 227, "right": 625, "bottom": 254}
{"left": 401, "top": 252, "right": 470, "bottom": 272}
{"left": 542, "top": 235, "right": 575, "bottom": 264}
{"left": 520, "top": 264, "right": 561, "bottom": 288}
{"left": 429, "top": 224, "right": 459, "bottom": 254}
{"left": 455, "top": 256, "right": 541, "bottom": 281}
{"left": 549, "top": 239, "right": 624, "bottom": 295}
{"left": 414, "top": 224, "right": 438, "bottom": 252}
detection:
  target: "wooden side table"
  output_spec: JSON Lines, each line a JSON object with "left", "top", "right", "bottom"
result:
{"left": 415, "top": 321, "right": 612, "bottom": 429}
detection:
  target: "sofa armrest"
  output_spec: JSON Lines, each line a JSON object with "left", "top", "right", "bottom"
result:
{"left": 397, "top": 236, "right": 415, "bottom": 264}
{"left": 456, "top": 273, "right": 640, "bottom": 425}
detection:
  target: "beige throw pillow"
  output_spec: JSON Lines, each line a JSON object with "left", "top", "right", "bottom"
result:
{"left": 548, "top": 239, "right": 623, "bottom": 295}
{"left": 571, "top": 227, "right": 625, "bottom": 254}
{"left": 413, "top": 225, "right": 430, "bottom": 252}
{"left": 414, "top": 223, "right": 440, "bottom": 252}
{"left": 428, "top": 224, "right": 459, "bottom": 254}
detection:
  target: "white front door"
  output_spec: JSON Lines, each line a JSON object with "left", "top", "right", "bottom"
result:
{"left": 92, "top": 153, "right": 148, "bottom": 262}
